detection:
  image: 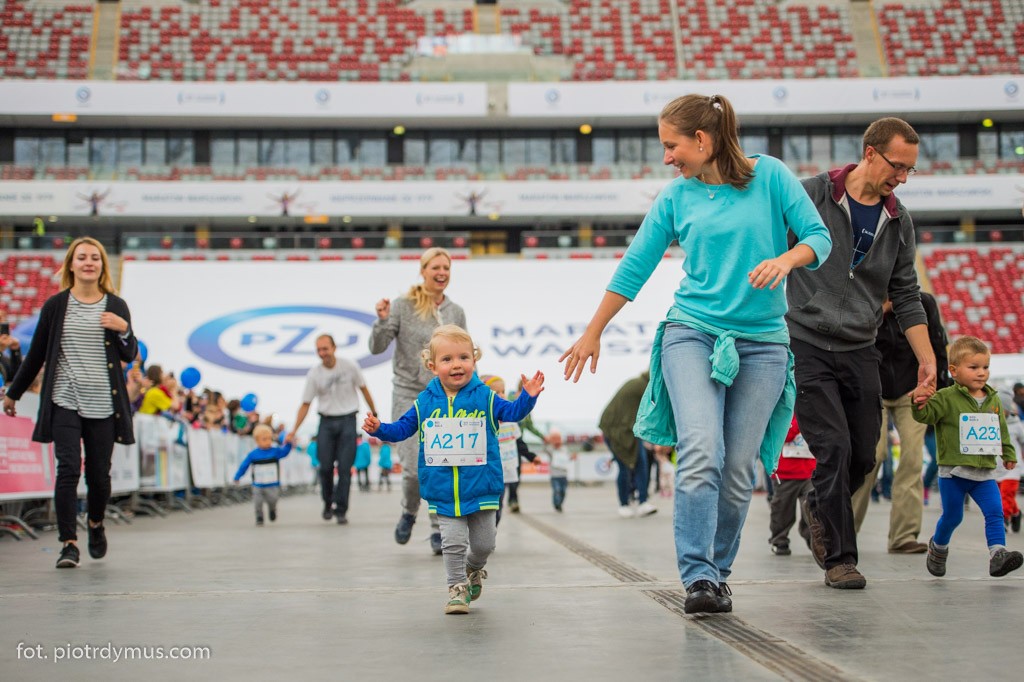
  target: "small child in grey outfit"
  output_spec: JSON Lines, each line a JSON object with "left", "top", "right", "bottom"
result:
{"left": 234, "top": 424, "right": 292, "bottom": 525}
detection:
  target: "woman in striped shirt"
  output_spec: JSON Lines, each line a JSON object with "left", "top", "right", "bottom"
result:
{"left": 3, "top": 237, "right": 138, "bottom": 569}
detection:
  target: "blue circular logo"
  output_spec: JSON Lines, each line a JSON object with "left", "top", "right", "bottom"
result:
{"left": 545, "top": 89, "right": 560, "bottom": 104}
{"left": 187, "top": 305, "right": 391, "bottom": 376}
{"left": 962, "top": 415, "right": 969, "bottom": 421}
{"left": 315, "top": 88, "right": 330, "bottom": 104}
{"left": 772, "top": 86, "right": 788, "bottom": 101}
{"left": 75, "top": 86, "right": 91, "bottom": 103}
{"left": 1005, "top": 81, "right": 1019, "bottom": 97}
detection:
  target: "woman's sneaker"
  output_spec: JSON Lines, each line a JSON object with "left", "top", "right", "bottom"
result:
{"left": 56, "top": 543, "right": 80, "bottom": 569}
{"left": 444, "top": 583, "right": 470, "bottom": 615}
{"left": 467, "top": 567, "right": 488, "bottom": 601}
{"left": 926, "top": 538, "right": 948, "bottom": 577}
{"left": 989, "top": 548, "right": 1024, "bottom": 577}
{"left": 683, "top": 580, "right": 720, "bottom": 614}
{"left": 88, "top": 523, "right": 107, "bottom": 559}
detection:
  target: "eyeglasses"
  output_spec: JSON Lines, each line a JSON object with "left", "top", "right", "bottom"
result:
{"left": 872, "top": 147, "right": 917, "bottom": 176}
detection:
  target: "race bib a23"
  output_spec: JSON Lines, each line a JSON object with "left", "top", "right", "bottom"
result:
{"left": 959, "top": 413, "right": 1001, "bottom": 456}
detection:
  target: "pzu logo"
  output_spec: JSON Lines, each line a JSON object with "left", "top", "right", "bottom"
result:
{"left": 188, "top": 305, "right": 391, "bottom": 376}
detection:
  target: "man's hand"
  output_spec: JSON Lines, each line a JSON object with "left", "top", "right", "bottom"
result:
{"left": 913, "top": 362, "right": 938, "bottom": 405}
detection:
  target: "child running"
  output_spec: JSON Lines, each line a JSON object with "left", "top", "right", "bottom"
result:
{"left": 912, "top": 336, "right": 1022, "bottom": 578}
{"left": 363, "top": 325, "right": 544, "bottom": 614}
{"left": 233, "top": 423, "right": 293, "bottom": 526}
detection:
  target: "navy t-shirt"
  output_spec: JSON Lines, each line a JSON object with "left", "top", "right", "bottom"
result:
{"left": 847, "top": 194, "right": 883, "bottom": 268}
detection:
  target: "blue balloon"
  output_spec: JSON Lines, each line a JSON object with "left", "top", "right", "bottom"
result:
{"left": 137, "top": 340, "right": 148, "bottom": 364}
{"left": 240, "top": 393, "right": 258, "bottom": 412}
{"left": 180, "top": 367, "right": 201, "bottom": 390}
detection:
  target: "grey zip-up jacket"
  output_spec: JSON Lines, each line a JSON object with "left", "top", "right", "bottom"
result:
{"left": 368, "top": 295, "right": 467, "bottom": 395}
{"left": 786, "top": 164, "right": 926, "bottom": 352}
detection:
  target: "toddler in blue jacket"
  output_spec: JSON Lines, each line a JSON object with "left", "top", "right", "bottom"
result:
{"left": 234, "top": 424, "right": 292, "bottom": 525}
{"left": 364, "top": 325, "right": 544, "bottom": 614}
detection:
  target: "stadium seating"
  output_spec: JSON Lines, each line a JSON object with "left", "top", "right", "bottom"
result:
{"left": 0, "top": 0, "right": 93, "bottom": 79}
{"left": 0, "top": 253, "right": 62, "bottom": 326}
{"left": 876, "top": 0, "right": 1024, "bottom": 77}
{"left": 923, "top": 245, "right": 1024, "bottom": 354}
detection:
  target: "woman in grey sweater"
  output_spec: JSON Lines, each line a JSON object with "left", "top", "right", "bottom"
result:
{"left": 369, "top": 247, "right": 467, "bottom": 554}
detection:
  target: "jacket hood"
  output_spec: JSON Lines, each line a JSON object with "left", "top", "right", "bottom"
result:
{"left": 423, "top": 372, "right": 485, "bottom": 400}
{"left": 827, "top": 163, "right": 899, "bottom": 216}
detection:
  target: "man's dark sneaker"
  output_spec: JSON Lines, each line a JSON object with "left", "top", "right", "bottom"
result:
{"left": 256, "top": 515, "right": 264, "bottom": 526}
{"left": 926, "top": 538, "right": 948, "bottom": 577}
{"left": 824, "top": 563, "right": 867, "bottom": 589}
{"left": 336, "top": 515, "right": 348, "bottom": 525}
{"left": 801, "top": 497, "right": 827, "bottom": 569}
{"left": 1012, "top": 512, "right": 1022, "bottom": 533}
{"left": 56, "top": 543, "right": 80, "bottom": 569}
{"left": 889, "top": 541, "right": 928, "bottom": 554}
{"left": 715, "top": 583, "right": 733, "bottom": 613}
{"left": 88, "top": 523, "right": 107, "bottom": 559}
{"left": 771, "top": 542, "right": 791, "bottom": 556}
{"left": 431, "top": 532, "right": 443, "bottom": 555}
{"left": 269, "top": 509, "right": 277, "bottom": 522}
{"left": 394, "top": 513, "right": 416, "bottom": 544}
{"left": 322, "top": 506, "right": 333, "bottom": 521}
{"left": 509, "top": 501, "right": 520, "bottom": 513}
{"left": 990, "top": 548, "right": 1023, "bottom": 577}
{"left": 683, "top": 580, "right": 720, "bottom": 614}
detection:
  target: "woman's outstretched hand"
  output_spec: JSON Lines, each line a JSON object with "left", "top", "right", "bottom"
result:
{"left": 559, "top": 333, "right": 601, "bottom": 383}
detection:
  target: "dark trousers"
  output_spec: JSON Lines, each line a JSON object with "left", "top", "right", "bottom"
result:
{"left": 317, "top": 413, "right": 357, "bottom": 517}
{"left": 769, "top": 478, "right": 813, "bottom": 547}
{"left": 792, "top": 339, "right": 883, "bottom": 569}
{"left": 52, "top": 404, "right": 116, "bottom": 543}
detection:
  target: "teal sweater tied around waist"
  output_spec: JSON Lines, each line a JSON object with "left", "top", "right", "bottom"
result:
{"left": 634, "top": 307, "right": 795, "bottom": 476}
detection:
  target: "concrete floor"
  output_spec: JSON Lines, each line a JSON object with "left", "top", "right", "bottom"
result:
{"left": 2, "top": 482, "right": 1023, "bottom": 681}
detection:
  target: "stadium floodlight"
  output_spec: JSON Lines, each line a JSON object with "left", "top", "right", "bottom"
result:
{"left": 982, "top": 118, "right": 994, "bottom": 128}
{"left": 579, "top": 124, "right": 593, "bottom": 135}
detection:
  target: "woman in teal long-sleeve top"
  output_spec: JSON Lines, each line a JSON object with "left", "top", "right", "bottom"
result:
{"left": 561, "top": 93, "right": 831, "bottom": 616}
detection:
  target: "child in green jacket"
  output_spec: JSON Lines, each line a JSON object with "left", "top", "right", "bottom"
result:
{"left": 912, "top": 336, "right": 1021, "bottom": 578}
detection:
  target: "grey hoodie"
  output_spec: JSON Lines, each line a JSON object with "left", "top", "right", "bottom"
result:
{"left": 786, "top": 164, "right": 926, "bottom": 352}
{"left": 368, "top": 295, "right": 467, "bottom": 395}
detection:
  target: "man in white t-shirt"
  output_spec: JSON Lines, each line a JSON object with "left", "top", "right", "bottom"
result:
{"left": 289, "top": 334, "right": 377, "bottom": 524}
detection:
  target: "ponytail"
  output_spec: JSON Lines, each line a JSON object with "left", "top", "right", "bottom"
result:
{"left": 659, "top": 93, "right": 753, "bottom": 190}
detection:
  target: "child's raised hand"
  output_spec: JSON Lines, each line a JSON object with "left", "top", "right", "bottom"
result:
{"left": 912, "top": 384, "right": 935, "bottom": 407}
{"left": 1007, "top": 461, "right": 1017, "bottom": 471}
{"left": 362, "top": 412, "right": 381, "bottom": 434}
{"left": 520, "top": 371, "right": 545, "bottom": 397}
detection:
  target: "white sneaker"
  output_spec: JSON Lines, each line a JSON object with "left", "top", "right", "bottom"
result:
{"left": 636, "top": 501, "right": 658, "bottom": 517}
{"left": 618, "top": 505, "right": 635, "bottom": 518}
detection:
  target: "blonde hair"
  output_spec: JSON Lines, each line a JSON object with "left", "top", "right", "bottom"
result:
{"left": 252, "top": 423, "right": 274, "bottom": 440}
{"left": 59, "top": 237, "right": 117, "bottom": 294}
{"left": 949, "top": 336, "right": 989, "bottom": 366}
{"left": 406, "top": 247, "right": 452, "bottom": 320}
{"left": 421, "top": 324, "right": 482, "bottom": 369}
{"left": 659, "top": 93, "right": 753, "bottom": 190}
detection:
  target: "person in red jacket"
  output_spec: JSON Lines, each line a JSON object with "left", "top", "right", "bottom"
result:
{"left": 769, "top": 416, "right": 816, "bottom": 555}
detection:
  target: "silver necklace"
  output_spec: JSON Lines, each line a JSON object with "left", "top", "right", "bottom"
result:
{"left": 700, "top": 173, "right": 720, "bottom": 200}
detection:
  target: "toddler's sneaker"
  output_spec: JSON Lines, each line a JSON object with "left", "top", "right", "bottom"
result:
{"left": 467, "top": 567, "right": 488, "bottom": 601}
{"left": 636, "top": 501, "right": 658, "bottom": 517}
{"left": 444, "top": 583, "right": 470, "bottom": 615}
{"left": 989, "top": 548, "right": 1023, "bottom": 577}
{"left": 926, "top": 538, "right": 947, "bottom": 577}
{"left": 269, "top": 509, "right": 277, "bottom": 522}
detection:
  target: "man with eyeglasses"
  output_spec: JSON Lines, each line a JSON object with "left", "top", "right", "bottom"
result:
{"left": 785, "top": 117, "right": 936, "bottom": 590}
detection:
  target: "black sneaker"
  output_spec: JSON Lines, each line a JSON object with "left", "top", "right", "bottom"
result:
{"left": 322, "top": 505, "right": 333, "bottom": 521}
{"left": 269, "top": 509, "right": 277, "bottom": 522}
{"left": 715, "top": 583, "right": 733, "bottom": 613}
{"left": 88, "top": 523, "right": 107, "bottom": 559}
{"left": 1012, "top": 512, "right": 1021, "bottom": 533}
{"left": 771, "top": 543, "right": 791, "bottom": 556}
{"left": 394, "top": 513, "right": 416, "bottom": 544}
{"left": 56, "top": 543, "right": 80, "bottom": 569}
{"left": 430, "top": 532, "right": 443, "bottom": 555}
{"left": 684, "top": 580, "right": 720, "bottom": 614}
{"left": 256, "top": 515, "right": 264, "bottom": 526}
{"left": 990, "top": 548, "right": 1024, "bottom": 577}
{"left": 336, "top": 515, "right": 348, "bottom": 525}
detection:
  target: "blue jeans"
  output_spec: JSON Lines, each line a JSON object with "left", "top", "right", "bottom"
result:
{"left": 608, "top": 439, "right": 650, "bottom": 506}
{"left": 551, "top": 476, "right": 568, "bottom": 509}
{"left": 661, "top": 324, "right": 787, "bottom": 588}
{"left": 934, "top": 476, "right": 1005, "bottom": 547}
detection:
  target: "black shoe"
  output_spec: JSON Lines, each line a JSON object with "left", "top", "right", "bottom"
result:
{"left": 395, "top": 513, "right": 416, "bottom": 544}
{"left": 56, "top": 542, "right": 80, "bottom": 569}
{"left": 322, "top": 506, "right": 333, "bottom": 521}
{"left": 684, "top": 580, "right": 721, "bottom": 615}
{"left": 510, "top": 501, "right": 520, "bottom": 513}
{"left": 431, "top": 532, "right": 443, "bottom": 555}
{"left": 771, "top": 543, "right": 791, "bottom": 556}
{"left": 256, "top": 515, "right": 264, "bottom": 526}
{"left": 715, "top": 583, "right": 733, "bottom": 613}
{"left": 269, "top": 509, "right": 277, "bottom": 522}
{"left": 336, "top": 515, "right": 348, "bottom": 525}
{"left": 1012, "top": 512, "right": 1021, "bottom": 533}
{"left": 990, "top": 548, "right": 1024, "bottom": 577}
{"left": 88, "top": 523, "right": 107, "bottom": 559}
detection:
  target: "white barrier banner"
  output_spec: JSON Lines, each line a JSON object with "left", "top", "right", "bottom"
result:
{"left": 137, "top": 415, "right": 190, "bottom": 492}
{"left": 122, "top": 259, "right": 684, "bottom": 438}
{"left": 186, "top": 428, "right": 218, "bottom": 489}
{"left": 76, "top": 441, "right": 140, "bottom": 497}
{"left": 206, "top": 429, "right": 230, "bottom": 486}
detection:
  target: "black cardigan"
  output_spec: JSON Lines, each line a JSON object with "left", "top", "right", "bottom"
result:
{"left": 6, "top": 289, "right": 138, "bottom": 445}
